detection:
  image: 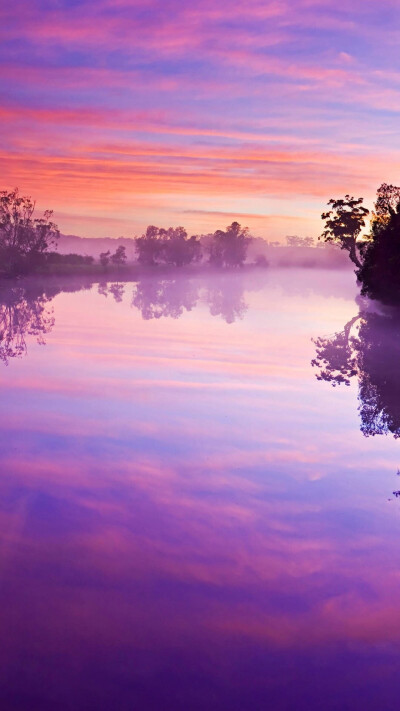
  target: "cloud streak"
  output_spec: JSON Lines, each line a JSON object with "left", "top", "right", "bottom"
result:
{"left": 1, "top": 0, "right": 399, "bottom": 237}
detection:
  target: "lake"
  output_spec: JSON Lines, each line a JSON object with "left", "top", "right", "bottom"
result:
{"left": 1, "top": 268, "right": 400, "bottom": 710}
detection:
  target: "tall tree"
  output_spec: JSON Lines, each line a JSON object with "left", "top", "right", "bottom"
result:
{"left": 135, "top": 226, "right": 164, "bottom": 266}
{"left": 99, "top": 250, "right": 111, "bottom": 268}
{"left": 208, "top": 222, "right": 252, "bottom": 268}
{"left": 160, "top": 227, "right": 201, "bottom": 267}
{"left": 320, "top": 195, "right": 369, "bottom": 269}
{"left": 0, "top": 188, "right": 59, "bottom": 273}
{"left": 355, "top": 183, "right": 400, "bottom": 303}
{"left": 374, "top": 183, "right": 400, "bottom": 221}
{"left": 111, "top": 245, "right": 127, "bottom": 266}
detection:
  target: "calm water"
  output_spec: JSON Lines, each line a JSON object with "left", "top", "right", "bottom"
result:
{"left": 1, "top": 268, "right": 400, "bottom": 710}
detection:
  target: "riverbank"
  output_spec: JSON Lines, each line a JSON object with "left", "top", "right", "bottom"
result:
{"left": 0, "top": 245, "right": 352, "bottom": 282}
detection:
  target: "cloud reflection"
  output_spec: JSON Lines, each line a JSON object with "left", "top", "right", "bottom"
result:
{"left": 1, "top": 270, "right": 400, "bottom": 708}
{"left": 0, "top": 272, "right": 263, "bottom": 364}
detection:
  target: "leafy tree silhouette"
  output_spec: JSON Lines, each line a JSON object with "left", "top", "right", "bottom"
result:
{"left": 160, "top": 228, "right": 201, "bottom": 267}
{"left": 208, "top": 222, "right": 252, "bottom": 268}
{"left": 134, "top": 226, "right": 165, "bottom": 266}
{"left": 99, "top": 251, "right": 111, "bottom": 268}
{"left": 0, "top": 188, "right": 59, "bottom": 274}
{"left": 358, "top": 184, "right": 400, "bottom": 303}
{"left": 135, "top": 226, "right": 201, "bottom": 267}
{"left": 320, "top": 195, "right": 369, "bottom": 269}
{"left": 110, "top": 246, "right": 127, "bottom": 266}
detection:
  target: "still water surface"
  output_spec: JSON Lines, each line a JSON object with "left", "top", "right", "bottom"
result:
{"left": 1, "top": 268, "right": 400, "bottom": 710}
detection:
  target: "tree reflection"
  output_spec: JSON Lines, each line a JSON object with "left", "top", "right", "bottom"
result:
{"left": 132, "top": 277, "right": 198, "bottom": 320}
{"left": 0, "top": 271, "right": 262, "bottom": 364}
{"left": 312, "top": 306, "right": 400, "bottom": 437}
{"left": 109, "top": 283, "right": 125, "bottom": 303}
{"left": 205, "top": 276, "right": 248, "bottom": 324}
{"left": 97, "top": 281, "right": 125, "bottom": 302}
{"left": 131, "top": 275, "right": 248, "bottom": 323}
{"left": 0, "top": 285, "right": 55, "bottom": 365}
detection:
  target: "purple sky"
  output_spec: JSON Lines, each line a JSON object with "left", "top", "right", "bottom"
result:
{"left": 1, "top": 0, "right": 400, "bottom": 239}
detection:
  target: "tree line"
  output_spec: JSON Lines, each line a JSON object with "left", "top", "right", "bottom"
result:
{"left": 0, "top": 188, "right": 256, "bottom": 276}
{"left": 0, "top": 186, "right": 346, "bottom": 278}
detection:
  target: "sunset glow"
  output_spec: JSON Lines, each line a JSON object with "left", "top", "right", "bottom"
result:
{"left": 2, "top": 0, "right": 400, "bottom": 237}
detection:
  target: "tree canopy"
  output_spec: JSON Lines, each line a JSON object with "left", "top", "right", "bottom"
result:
{"left": 357, "top": 184, "right": 400, "bottom": 303}
{"left": 0, "top": 188, "right": 59, "bottom": 274}
{"left": 135, "top": 222, "right": 251, "bottom": 268}
{"left": 207, "top": 222, "right": 252, "bottom": 268}
{"left": 0, "top": 189, "right": 257, "bottom": 276}
{"left": 111, "top": 245, "right": 127, "bottom": 266}
{"left": 319, "top": 184, "right": 400, "bottom": 304}
{"left": 320, "top": 195, "right": 369, "bottom": 268}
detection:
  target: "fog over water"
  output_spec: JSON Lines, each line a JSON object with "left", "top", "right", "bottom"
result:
{"left": 1, "top": 268, "right": 400, "bottom": 710}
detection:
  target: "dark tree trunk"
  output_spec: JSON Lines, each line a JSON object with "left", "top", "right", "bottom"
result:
{"left": 349, "top": 241, "right": 362, "bottom": 269}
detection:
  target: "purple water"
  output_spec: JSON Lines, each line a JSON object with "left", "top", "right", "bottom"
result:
{"left": 1, "top": 269, "right": 400, "bottom": 710}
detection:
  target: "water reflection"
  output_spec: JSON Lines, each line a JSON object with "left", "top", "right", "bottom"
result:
{"left": 2, "top": 269, "right": 400, "bottom": 709}
{"left": 131, "top": 277, "right": 198, "bottom": 320}
{"left": 131, "top": 274, "right": 249, "bottom": 323}
{"left": 312, "top": 303, "right": 400, "bottom": 437}
{"left": 98, "top": 280, "right": 126, "bottom": 302}
{"left": 0, "top": 273, "right": 262, "bottom": 363}
{"left": 205, "top": 275, "right": 248, "bottom": 324}
{"left": 0, "top": 285, "right": 55, "bottom": 365}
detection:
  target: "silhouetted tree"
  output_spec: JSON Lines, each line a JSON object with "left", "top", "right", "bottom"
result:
{"left": 159, "top": 227, "right": 201, "bottom": 267}
{"left": 320, "top": 195, "right": 369, "bottom": 268}
{"left": 357, "top": 184, "right": 400, "bottom": 303}
{"left": 135, "top": 226, "right": 201, "bottom": 267}
{"left": 135, "top": 226, "right": 164, "bottom": 266}
{"left": 208, "top": 222, "right": 252, "bottom": 268}
{"left": 99, "top": 250, "right": 111, "bottom": 268}
{"left": 0, "top": 188, "right": 59, "bottom": 274}
{"left": 111, "top": 245, "right": 127, "bottom": 266}
{"left": 374, "top": 183, "right": 400, "bottom": 220}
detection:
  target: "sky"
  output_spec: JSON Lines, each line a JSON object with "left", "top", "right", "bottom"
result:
{"left": 1, "top": 0, "right": 400, "bottom": 240}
